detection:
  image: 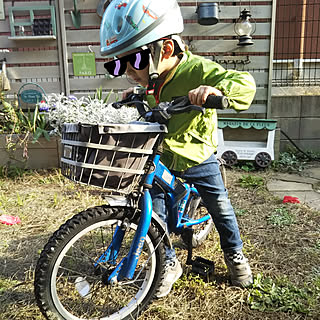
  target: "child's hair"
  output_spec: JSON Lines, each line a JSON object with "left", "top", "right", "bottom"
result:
{"left": 172, "top": 39, "right": 185, "bottom": 55}
{"left": 148, "top": 35, "right": 187, "bottom": 58}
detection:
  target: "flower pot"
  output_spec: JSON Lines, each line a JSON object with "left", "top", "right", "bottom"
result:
{"left": 196, "top": 3, "right": 219, "bottom": 25}
{"left": 0, "top": 134, "right": 61, "bottom": 169}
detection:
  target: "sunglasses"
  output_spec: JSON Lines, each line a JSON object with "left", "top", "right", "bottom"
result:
{"left": 104, "top": 48, "right": 151, "bottom": 77}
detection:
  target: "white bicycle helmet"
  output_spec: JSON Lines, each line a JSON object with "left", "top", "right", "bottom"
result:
{"left": 100, "top": 0, "right": 184, "bottom": 58}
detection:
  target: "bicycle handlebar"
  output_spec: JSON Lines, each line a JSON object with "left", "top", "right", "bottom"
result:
{"left": 201, "top": 95, "right": 229, "bottom": 110}
{"left": 167, "top": 95, "right": 229, "bottom": 114}
{"left": 112, "top": 91, "right": 229, "bottom": 123}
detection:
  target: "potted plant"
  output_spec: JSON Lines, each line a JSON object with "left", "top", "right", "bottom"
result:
{"left": 0, "top": 88, "right": 141, "bottom": 171}
{"left": 0, "top": 91, "right": 60, "bottom": 171}
{"left": 40, "top": 88, "right": 140, "bottom": 136}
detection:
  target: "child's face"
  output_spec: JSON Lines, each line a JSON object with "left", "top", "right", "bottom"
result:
{"left": 117, "top": 49, "right": 150, "bottom": 87}
{"left": 118, "top": 41, "right": 176, "bottom": 88}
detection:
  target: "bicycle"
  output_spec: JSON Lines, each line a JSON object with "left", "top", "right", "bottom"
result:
{"left": 34, "top": 90, "right": 229, "bottom": 320}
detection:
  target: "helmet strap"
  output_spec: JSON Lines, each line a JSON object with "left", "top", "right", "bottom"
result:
{"left": 171, "top": 35, "right": 185, "bottom": 52}
{"left": 146, "top": 40, "right": 164, "bottom": 95}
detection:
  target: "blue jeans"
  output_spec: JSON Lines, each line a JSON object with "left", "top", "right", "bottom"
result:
{"left": 151, "top": 153, "right": 243, "bottom": 262}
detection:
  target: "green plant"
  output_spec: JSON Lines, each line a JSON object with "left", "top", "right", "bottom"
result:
{"left": 91, "top": 86, "right": 114, "bottom": 104}
{"left": 314, "top": 239, "right": 320, "bottom": 250}
{"left": 271, "top": 149, "right": 320, "bottom": 173}
{"left": 0, "top": 277, "right": 20, "bottom": 294}
{"left": 41, "top": 89, "right": 132, "bottom": 135}
{"left": 0, "top": 88, "right": 113, "bottom": 174}
{"left": 174, "top": 273, "right": 214, "bottom": 297}
{"left": 0, "top": 93, "right": 52, "bottom": 171}
{"left": 235, "top": 208, "right": 249, "bottom": 217}
{"left": 267, "top": 207, "right": 295, "bottom": 227}
{"left": 248, "top": 273, "right": 312, "bottom": 314}
{"left": 0, "top": 93, "right": 50, "bottom": 141}
{"left": 236, "top": 161, "right": 256, "bottom": 172}
{"left": 305, "top": 150, "right": 320, "bottom": 161}
{"left": 0, "top": 192, "right": 9, "bottom": 209}
{"left": 0, "top": 165, "right": 30, "bottom": 179}
{"left": 239, "top": 175, "right": 264, "bottom": 188}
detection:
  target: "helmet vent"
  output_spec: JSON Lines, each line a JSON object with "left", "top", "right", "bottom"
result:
{"left": 117, "top": 17, "right": 123, "bottom": 33}
{"left": 100, "top": 0, "right": 184, "bottom": 57}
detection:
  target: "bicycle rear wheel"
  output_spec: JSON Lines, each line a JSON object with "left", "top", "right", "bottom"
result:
{"left": 183, "top": 196, "right": 214, "bottom": 248}
{"left": 34, "top": 206, "right": 165, "bottom": 320}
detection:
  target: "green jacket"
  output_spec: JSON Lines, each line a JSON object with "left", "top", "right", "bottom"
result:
{"left": 151, "top": 51, "right": 256, "bottom": 172}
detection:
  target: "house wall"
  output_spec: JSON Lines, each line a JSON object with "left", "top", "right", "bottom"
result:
{"left": 274, "top": 0, "right": 320, "bottom": 61}
{"left": 3, "top": 1, "right": 317, "bottom": 153}
{"left": 271, "top": 93, "right": 320, "bottom": 152}
{"left": 271, "top": 0, "right": 320, "bottom": 152}
{"left": 273, "top": 0, "right": 320, "bottom": 87}
{"left": 1, "top": 0, "right": 273, "bottom": 116}
{"left": 1, "top": 1, "right": 61, "bottom": 94}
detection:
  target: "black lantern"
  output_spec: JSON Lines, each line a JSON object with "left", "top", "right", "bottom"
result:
{"left": 234, "top": 9, "right": 255, "bottom": 46}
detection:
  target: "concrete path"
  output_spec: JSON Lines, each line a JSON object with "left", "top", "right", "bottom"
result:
{"left": 267, "top": 162, "right": 320, "bottom": 211}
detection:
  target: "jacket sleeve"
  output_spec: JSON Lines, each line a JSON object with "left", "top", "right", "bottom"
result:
{"left": 202, "top": 61, "right": 256, "bottom": 111}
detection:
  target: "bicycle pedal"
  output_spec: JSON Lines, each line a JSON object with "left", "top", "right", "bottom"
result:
{"left": 191, "top": 256, "right": 214, "bottom": 276}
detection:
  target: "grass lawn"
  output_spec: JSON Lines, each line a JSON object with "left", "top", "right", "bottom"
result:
{"left": 0, "top": 168, "right": 319, "bottom": 320}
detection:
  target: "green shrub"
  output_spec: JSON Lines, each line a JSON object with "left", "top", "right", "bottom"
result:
{"left": 248, "top": 273, "right": 313, "bottom": 314}
{"left": 267, "top": 207, "right": 296, "bottom": 227}
{"left": 239, "top": 175, "right": 264, "bottom": 188}
{"left": 0, "top": 93, "right": 50, "bottom": 141}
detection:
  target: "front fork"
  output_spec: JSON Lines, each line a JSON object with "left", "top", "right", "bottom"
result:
{"left": 98, "top": 189, "right": 153, "bottom": 284}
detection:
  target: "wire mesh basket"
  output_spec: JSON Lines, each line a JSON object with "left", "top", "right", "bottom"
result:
{"left": 60, "top": 122, "right": 167, "bottom": 194}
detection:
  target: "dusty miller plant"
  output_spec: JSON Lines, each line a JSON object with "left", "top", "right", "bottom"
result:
{"left": 39, "top": 91, "right": 141, "bottom": 135}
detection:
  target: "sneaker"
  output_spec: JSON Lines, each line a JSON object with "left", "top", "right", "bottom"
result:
{"left": 224, "top": 251, "right": 253, "bottom": 288}
{"left": 156, "top": 258, "right": 183, "bottom": 298}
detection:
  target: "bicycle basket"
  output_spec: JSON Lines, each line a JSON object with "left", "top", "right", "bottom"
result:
{"left": 60, "top": 122, "right": 167, "bottom": 194}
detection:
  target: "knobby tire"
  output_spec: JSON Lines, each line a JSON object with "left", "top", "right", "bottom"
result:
{"left": 34, "top": 205, "right": 166, "bottom": 320}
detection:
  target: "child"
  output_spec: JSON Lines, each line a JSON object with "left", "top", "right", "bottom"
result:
{"left": 100, "top": 0, "right": 256, "bottom": 298}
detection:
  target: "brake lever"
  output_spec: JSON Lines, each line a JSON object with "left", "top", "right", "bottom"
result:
{"left": 112, "top": 100, "right": 128, "bottom": 109}
{"left": 167, "top": 102, "right": 205, "bottom": 115}
{"left": 111, "top": 92, "right": 148, "bottom": 117}
{"left": 189, "top": 105, "right": 206, "bottom": 114}
{"left": 111, "top": 94, "right": 135, "bottom": 109}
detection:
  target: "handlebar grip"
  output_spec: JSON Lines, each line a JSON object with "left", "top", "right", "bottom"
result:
{"left": 202, "top": 95, "right": 229, "bottom": 110}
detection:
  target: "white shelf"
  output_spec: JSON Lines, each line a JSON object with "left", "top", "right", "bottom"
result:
{"left": 8, "top": 35, "right": 56, "bottom": 40}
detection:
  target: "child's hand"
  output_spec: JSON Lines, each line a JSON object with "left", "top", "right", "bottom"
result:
{"left": 122, "top": 87, "right": 135, "bottom": 99}
{"left": 188, "top": 85, "right": 223, "bottom": 106}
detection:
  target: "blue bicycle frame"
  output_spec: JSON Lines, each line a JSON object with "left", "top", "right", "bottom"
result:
{"left": 97, "top": 153, "right": 211, "bottom": 283}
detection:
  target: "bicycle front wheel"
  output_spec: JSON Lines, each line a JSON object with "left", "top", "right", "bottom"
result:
{"left": 34, "top": 206, "right": 165, "bottom": 320}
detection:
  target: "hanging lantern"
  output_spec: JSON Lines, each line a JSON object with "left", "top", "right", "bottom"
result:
{"left": 234, "top": 9, "right": 255, "bottom": 46}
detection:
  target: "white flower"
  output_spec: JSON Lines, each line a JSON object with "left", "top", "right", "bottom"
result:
{"left": 40, "top": 93, "right": 141, "bottom": 135}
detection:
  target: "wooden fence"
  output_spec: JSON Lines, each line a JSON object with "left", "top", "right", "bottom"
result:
{"left": 0, "top": 0, "right": 275, "bottom": 116}
{"left": 273, "top": 0, "right": 320, "bottom": 86}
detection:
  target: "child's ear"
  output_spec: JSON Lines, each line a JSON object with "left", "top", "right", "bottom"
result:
{"left": 162, "top": 40, "right": 175, "bottom": 58}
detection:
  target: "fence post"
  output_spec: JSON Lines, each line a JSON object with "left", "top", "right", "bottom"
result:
{"left": 56, "top": 0, "right": 70, "bottom": 95}
{"left": 267, "top": 0, "right": 277, "bottom": 119}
